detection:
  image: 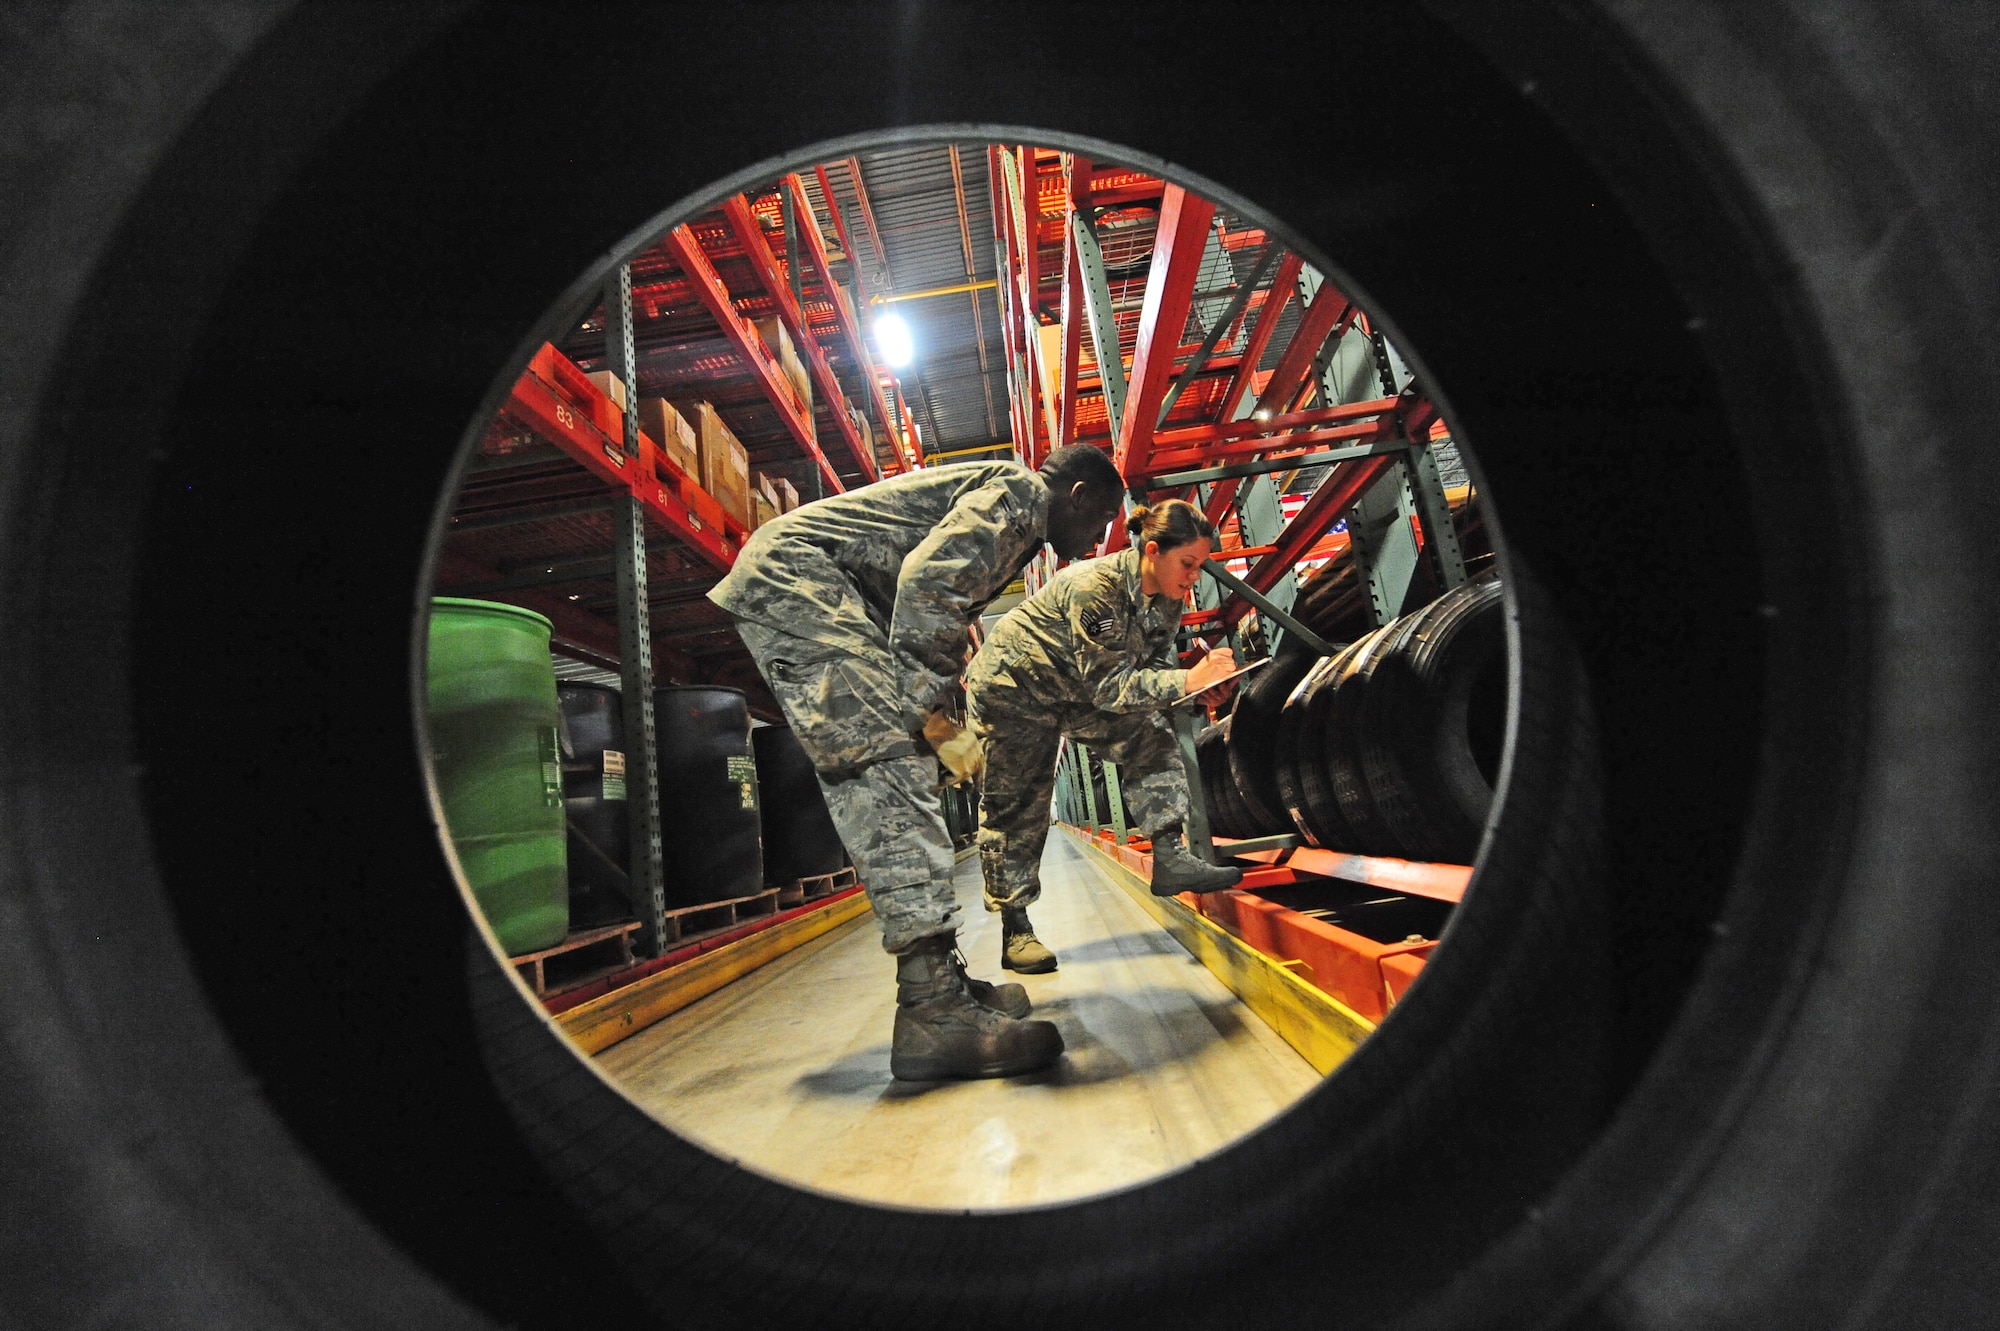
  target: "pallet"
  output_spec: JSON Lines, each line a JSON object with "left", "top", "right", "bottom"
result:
{"left": 660, "top": 886, "right": 783, "bottom": 945}
{"left": 772, "top": 866, "right": 859, "bottom": 909}
{"left": 512, "top": 921, "right": 641, "bottom": 997}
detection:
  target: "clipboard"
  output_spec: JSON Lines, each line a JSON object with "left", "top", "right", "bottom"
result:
{"left": 1169, "top": 656, "right": 1271, "bottom": 707}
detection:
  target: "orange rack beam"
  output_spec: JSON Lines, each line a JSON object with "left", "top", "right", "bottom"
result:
{"left": 1063, "top": 824, "right": 1465, "bottom": 1020}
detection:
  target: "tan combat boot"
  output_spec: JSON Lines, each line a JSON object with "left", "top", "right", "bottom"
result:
{"left": 1149, "top": 832, "right": 1243, "bottom": 897}
{"left": 890, "top": 935, "right": 1064, "bottom": 1081}
{"left": 952, "top": 945, "right": 1031, "bottom": 1018}
{"left": 1000, "top": 905, "right": 1058, "bottom": 973}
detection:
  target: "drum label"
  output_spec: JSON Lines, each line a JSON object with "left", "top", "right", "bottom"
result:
{"left": 540, "top": 727, "right": 563, "bottom": 807}
{"left": 725, "top": 754, "right": 758, "bottom": 810}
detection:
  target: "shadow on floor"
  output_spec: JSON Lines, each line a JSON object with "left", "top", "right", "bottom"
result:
{"left": 1016, "top": 932, "right": 1210, "bottom": 969}
{"left": 787, "top": 986, "right": 1255, "bottom": 1099}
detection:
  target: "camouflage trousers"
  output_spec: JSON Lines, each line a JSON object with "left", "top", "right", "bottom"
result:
{"left": 734, "top": 617, "right": 958, "bottom": 954}
{"left": 966, "top": 687, "right": 1189, "bottom": 912}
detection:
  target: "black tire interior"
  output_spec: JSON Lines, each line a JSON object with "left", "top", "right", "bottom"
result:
{"left": 4, "top": 2, "right": 1995, "bottom": 1328}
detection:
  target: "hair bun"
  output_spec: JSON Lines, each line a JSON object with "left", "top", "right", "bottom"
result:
{"left": 1129, "top": 497, "right": 1217, "bottom": 553}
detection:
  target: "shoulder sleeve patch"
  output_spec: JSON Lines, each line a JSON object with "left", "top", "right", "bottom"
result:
{"left": 1079, "top": 604, "right": 1118, "bottom": 641}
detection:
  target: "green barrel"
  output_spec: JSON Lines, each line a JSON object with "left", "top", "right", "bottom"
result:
{"left": 425, "top": 598, "right": 569, "bottom": 955}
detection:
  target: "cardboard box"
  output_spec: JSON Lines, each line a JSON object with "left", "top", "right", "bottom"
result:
{"left": 772, "top": 477, "right": 800, "bottom": 513}
{"left": 750, "top": 472, "right": 784, "bottom": 531}
{"left": 787, "top": 358, "right": 813, "bottom": 423}
{"left": 752, "top": 316, "right": 813, "bottom": 421}
{"left": 638, "top": 397, "right": 699, "bottom": 481}
{"left": 586, "top": 370, "right": 627, "bottom": 411}
{"left": 678, "top": 400, "right": 752, "bottom": 530}
{"left": 751, "top": 315, "right": 790, "bottom": 365}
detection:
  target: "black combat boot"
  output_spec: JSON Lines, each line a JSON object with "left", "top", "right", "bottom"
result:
{"left": 951, "top": 945, "right": 1031, "bottom": 1018}
{"left": 1000, "top": 905, "right": 1058, "bottom": 974}
{"left": 1149, "top": 832, "right": 1243, "bottom": 897}
{"left": 891, "top": 935, "right": 1064, "bottom": 1081}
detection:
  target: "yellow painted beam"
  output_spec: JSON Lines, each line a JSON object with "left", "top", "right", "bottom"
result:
{"left": 925, "top": 442, "right": 1017, "bottom": 462}
{"left": 874, "top": 278, "right": 998, "bottom": 305}
{"left": 556, "top": 891, "right": 874, "bottom": 1055}
{"left": 1061, "top": 827, "right": 1374, "bottom": 1074}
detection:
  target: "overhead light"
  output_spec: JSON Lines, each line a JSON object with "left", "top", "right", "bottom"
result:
{"left": 1254, "top": 408, "right": 1272, "bottom": 421}
{"left": 874, "top": 311, "right": 915, "bottom": 367}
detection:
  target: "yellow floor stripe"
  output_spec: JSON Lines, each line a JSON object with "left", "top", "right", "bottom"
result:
{"left": 1061, "top": 827, "right": 1375, "bottom": 1075}
{"left": 556, "top": 891, "right": 875, "bottom": 1055}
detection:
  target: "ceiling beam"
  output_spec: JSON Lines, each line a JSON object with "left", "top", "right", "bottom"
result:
{"left": 843, "top": 156, "right": 890, "bottom": 274}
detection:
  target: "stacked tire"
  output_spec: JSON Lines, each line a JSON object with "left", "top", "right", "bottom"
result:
{"left": 1220, "top": 645, "right": 1318, "bottom": 836}
{"left": 1230, "top": 573, "right": 1506, "bottom": 864}
{"left": 1195, "top": 717, "right": 1263, "bottom": 839}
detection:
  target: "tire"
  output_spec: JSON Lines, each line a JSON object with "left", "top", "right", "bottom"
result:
{"left": 1322, "top": 620, "right": 1419, "bottom": 857}
{"left": 1280, "top": 637, "right": 1375, "bottom": 849}
{"left": 1270, "top": 650, "right": 1339, "bottom": 846}
{"left": 1360, "top": 575, "right": 1507, "bottom": 864}
{"left": 4, "top": 2, "right": 1995, "bottom": 1329}
{"left": 1195, "top": 719, "right": 1251, "bottom": 840}
{"left": 1219, "top": 726, "right": 1264, "bottom": 840}
{"left": 1226, "top": 643, "right": 1319, "bottom": 833}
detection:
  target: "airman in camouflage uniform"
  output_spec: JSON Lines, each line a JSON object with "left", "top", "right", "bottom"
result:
{"left": 967, "top": 542, "right": 1244, "bottom": 971}
{"left": 708, "top": 447, "right": 1124, "bottom": 1081}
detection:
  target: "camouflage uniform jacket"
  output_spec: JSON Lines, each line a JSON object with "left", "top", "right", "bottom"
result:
{"left": 969, "top": 546, "right": 1189, "bottom": 714}
{"left": 709, "top": 461, "right": 1049, "bottom": 711}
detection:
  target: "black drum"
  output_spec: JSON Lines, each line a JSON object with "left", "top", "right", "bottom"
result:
{"left": 557, "top": 681, "right": 632, "bottom": 926}
{"left": 653, "top": 686, "right": 763, "bottom": 906}
{"left": 752, "top": 724, "right": 848, "bottom": 883}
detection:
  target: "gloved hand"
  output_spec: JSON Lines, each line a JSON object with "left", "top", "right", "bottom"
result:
{"left": 922, "top": 710, "right": 985, "bottom": 787}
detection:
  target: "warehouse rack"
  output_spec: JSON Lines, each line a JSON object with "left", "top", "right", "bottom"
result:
{"left": 442, "top": 166, "right": 937, "bottom": 960}
{"left": 979, "top": 145, "right": 1480, "bottom": 1026}
{"left": 438, "top": 143, "right": 1487, "bottom": 1039}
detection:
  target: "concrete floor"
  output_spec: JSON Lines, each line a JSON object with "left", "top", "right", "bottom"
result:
{"left": 593, "top": 831, "right": 1323, "bottom": 1209}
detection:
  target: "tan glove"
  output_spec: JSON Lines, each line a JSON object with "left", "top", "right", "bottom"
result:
{"left": 923, "top": 710, "right": 985, "bottom": 787}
